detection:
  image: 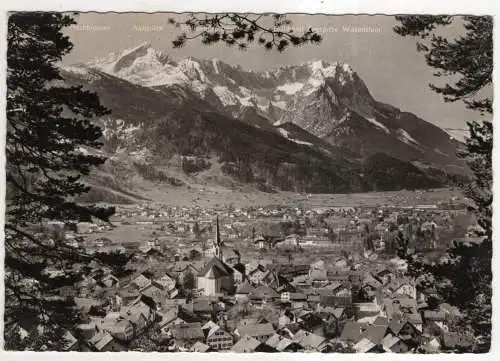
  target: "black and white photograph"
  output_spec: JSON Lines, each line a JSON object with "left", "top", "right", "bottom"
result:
{"left": 3, "top": 9, "right": 493, "bottom": 354}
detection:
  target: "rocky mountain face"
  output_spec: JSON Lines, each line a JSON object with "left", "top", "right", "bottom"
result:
{"left": 59, "top": 42, "right": 468, "bottom": 199}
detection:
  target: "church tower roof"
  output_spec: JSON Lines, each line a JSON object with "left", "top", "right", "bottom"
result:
{"left": 214, "top": 216, "right": 223, "bottom": 259}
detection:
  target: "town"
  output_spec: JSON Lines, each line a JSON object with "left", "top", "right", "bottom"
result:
{"left": 5, "top": 192, "right": 482, "bottom": 353}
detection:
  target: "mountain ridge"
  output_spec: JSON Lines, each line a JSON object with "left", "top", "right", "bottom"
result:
{"left": 59, "top": 43, "right": 469, "bottom": 200}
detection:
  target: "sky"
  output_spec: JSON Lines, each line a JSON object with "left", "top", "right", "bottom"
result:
{"left": 62, "top": 13, "right": 492, "bottom": 133}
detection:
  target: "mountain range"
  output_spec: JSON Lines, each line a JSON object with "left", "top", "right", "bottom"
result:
{"left": 60, "top": 42, "right": 469, "bottom": 203}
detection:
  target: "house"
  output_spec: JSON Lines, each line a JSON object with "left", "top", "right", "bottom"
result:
{"left": 190, "top": 341, "right": 212, "bottom": 352}
{"left": 88, "top": 332, "right": 125, "bottom": 352}
{"left": 130, "top": 274, "right": 152, "bottom": 290}
{"left": 281, "top": 292, "right": 307, "bottom": 303}
{"left": 62, "top": 331, "right": 80, "bottom": 351}
{"left": 120, "top": 299, "right": 155, "bottom": 333}
{"left": 424, "top": 320, "right": 449, "bottom": 338}
{"left": 352, "top": 337, "right": 387, "bottom": 353}
{"left": 422, "top": 336, "right": 441, "bottom": 353}
{"left": 232, "top": 265, "right": 245, "bottom": 284}
{"left": 192, "top": 297, "right": 216, "bottom": 316}
{"left": 316, "top": 282, "right": 352, "bottom": 306}
{"left": 381, "top": 334, "right": 410, "bottom": 353}
{"left": 76, "top": 322, "right": 100, "bottom": 340}
{"left": 295, "top": 312, "right": 324, "bottom": 336}
{"left": 155, "top": 273, "right": 177, "bottom": 291}
{"left": 423, "top": 310, "right": 447, "bottom": 323}
{"left": 201, "top": 320, "right": 219, "bottom": 334}
{"left": 101, "top": 274, "right": 120, "bottom": 288}
{"left": 170, "top": 261, "right": 203, "bottom": 284}
{"left": 372, "top": 316, "right": 389, "bottom": 326}
{"left": 360, "top": 324, "right": 388, "bottom": 345}
{"left": 439, "top": 303, "right": 462, "bottom": 325}
{"left": 309, "top": 260, "right": 327, "bottom": 280}
{"left": 140, "top": 282, "right": 169, "bottom": 308}
{"left": 260, "top": 269, "right": 281, "bottom": 288}
{"left": 161, "top": 298, "right": 187, "bottom": 310}
{"left": 74, "top": 297, "right": 101, "bottom": 314}
{"left": 247, "top": 264, "right": 268, "bottom": 284}
{"left": 231, "top": 334, "right": 275, "bottom": 353}
{"left": 333, "top": 257, "right": 349, "bottom": 269}
{"left": 196, "top": 257, "right": 235, "bottom": 296}
{"left": 331, "top": 283, "right": 353, "bottom": 305}
{"left": 388, "top": 314, "right": 422, "bottom": 346}
{"left": 188, "top": 249, "right": 203, "bottom": 260}
{"left": 292, "top": 329, "right": 329, "bottom": 352}
{"left": 101, "top": 319, "right": 134, "bottom": 341}
{"left": 169, "top": 322, "right": 205, "bottom": 348}
{"left": 339, "top": 321, "right": 364, "bottom": 343}
{"left": 236, "top": 318, "right": 260, "bottom": 328}
{"left": 235, "top": 282, "right": 255, "bottom": 300}
{"left": 115, "top": 288, "right": 139, "bottom": 307}
{"left": 234, "top": 322, "right": 275, "bottom": 342}
{"left": 278, "top": 311, "right": 294, "bottom": 329}
{"left": 249, "top": 285, "right": 280, "bottom": 303}
{"left": 205, "top": 324, "right": 234, "bottom": 351}
{"left": 254, "top": 236, "right": 269, "bottom": 249}
{"left": 376, "top": 269, "right": 394, "bottom": 285}
{"left": 56, "top": 286, "right": 78, "bottom": 299}
{"left": 158, "top": 307, "right": 189, "bottom": 332}
{"left": 354, "top": 299, "right": 381, "bottom": 319}
{"left": 265, "top": 333, "right": 304, "bottom": 352}
{"left": 318, "top": 306, "right": 346, "bottom": 336}
{"left": 307, "top": 294, "right": 321, "bottom": 309}
{"left": 360, "top": 283, "right": 378, "bottom": 301}
{"left": 390, "top": 281, "right": 417, "bottom": 299}
{"left": 275, "top": 235, "right": 299, "bottom": 250}
{"left": 441, "top": 331, "right": 475, "bottom": 351}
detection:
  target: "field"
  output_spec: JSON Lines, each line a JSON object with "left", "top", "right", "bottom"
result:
{"left": 129, "top": 179, "right": 464, "bottom": 209}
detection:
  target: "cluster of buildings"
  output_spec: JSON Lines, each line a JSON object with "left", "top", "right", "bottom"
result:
{"left": 6, "top": 197, "right": 477, "bottom": 353}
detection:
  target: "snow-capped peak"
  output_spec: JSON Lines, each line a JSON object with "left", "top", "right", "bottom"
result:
{"left": 342, "top": 63, "right": 354, "bottom": 75}
{"left": 212, "top": 58, "right": 221, "bottom": 74}
{"left": 178, "top": 58, "right": 208, "bottom": 83}
{"left": 309, "top": 60, "right": 329, "bottom": 72}
{"left": 85, "top": 43, "right": 192, "bottom": 87}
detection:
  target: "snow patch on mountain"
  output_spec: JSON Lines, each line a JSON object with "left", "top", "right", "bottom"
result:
{"left": 291, "top": 139, "right": 313, "bottom": 146}
{"left": 342, "top": 63, "right": 354, "bottom": 75}
{"left": 277, "top": 82, "right": 304, "bottom": 95}
{"left": 190, "top": 80, "right": 210, "bottom": 97}
{"left": 121, "top": 63, "right": 187, "bottom": 87}
{"left": 59, "top": 65, "right": 102, "bottom": 82}
{"left": 397, "top": 128, "right": 420, "bottom": 145}
{"left": 62, "top": 65, "right": 89, "bottom": 75}
{"left": 366, "top": 117, "right": 390, "bottom": 134}
{"left": 277, "top": 128, "right": 290, "bottom": 138}
{"left": 277, "top": 128, "right": 313, "bottom": 146}
{"left": 88, "top": 44, "right": 190, "bottom": 87}
{"left": 213, "top": 86, "right": 239, "bottom": 106}
{"left": 271, "top": 100, "right": 287, "bottom": 110}
{"left": 115, "top": 42, "right": 153, "bottom": 71}
{"left": 178, "top": 58, "right": 208, "bottom": 82}
{"left": 309, "top": 60, "right": 328, "bottom": 72}
{"left": 239, "top": 96, "right": 254, "bottom": 107}
{"left": 257, "top": 103, "right": 269, "bottom": 112}
{"left": 238, "top": 86, "right": 253, "bottom": 97}
{"left": 212, "top": 59, "right": 220, "bottom": 74}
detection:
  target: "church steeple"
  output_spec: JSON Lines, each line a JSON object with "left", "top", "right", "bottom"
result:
{"left": 214, "top": 216, "right": 223, "bottom": 259}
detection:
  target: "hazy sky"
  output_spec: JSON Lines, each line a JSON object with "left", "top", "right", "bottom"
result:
{"left": 62, "top": 13, "right": 491, "bottom": 131}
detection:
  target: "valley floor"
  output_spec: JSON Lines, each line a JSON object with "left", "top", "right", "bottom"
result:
{"left": 128, "top": 184, "right": 464, "bottom": 209}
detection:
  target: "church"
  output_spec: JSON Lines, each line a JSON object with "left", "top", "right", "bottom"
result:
{"left": 196, "top": 217, "right": 235, "bottom": 296}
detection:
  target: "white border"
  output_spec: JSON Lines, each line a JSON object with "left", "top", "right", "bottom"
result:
{"left": 0, "top": 1, "right": 498, "bottom": 361}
